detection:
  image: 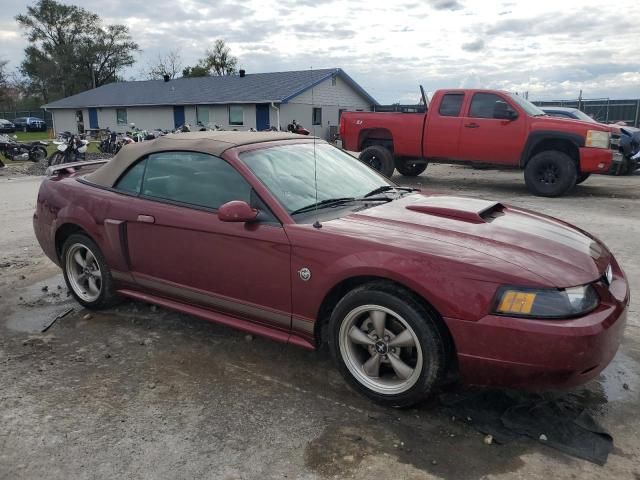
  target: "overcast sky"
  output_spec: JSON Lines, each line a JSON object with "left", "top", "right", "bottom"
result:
{"left": 1, "top": 0, "right": 639, "bottom": 103}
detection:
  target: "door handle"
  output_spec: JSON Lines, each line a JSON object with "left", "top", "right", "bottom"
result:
{"left": 464, "top": 123, "right": 480, "bottom": 128}
{"left": 137, "top": 214, "right": 155, "bottom": 224}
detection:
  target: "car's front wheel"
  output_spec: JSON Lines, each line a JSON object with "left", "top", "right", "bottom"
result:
{"left": 329, "top": 283, "right": 447, "bottom": 407}
{"left": 524, "top": 150, "right": 577, "bottom": 197}
{"left": 62, "top": 233, "right": 121, "bottom": 310}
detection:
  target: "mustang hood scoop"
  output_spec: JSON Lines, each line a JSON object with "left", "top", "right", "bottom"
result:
{"left": 405, "top": 196, "right": 505, "bottom": 223}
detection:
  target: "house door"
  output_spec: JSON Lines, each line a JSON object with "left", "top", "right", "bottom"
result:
{"left": 255, "top": 104, "right": 270, "bottom": 131}
{"left": 173, "top": 106, "right": 185, "bottom": 128}
{"left": 88, "top": 108, "right": 98, "bottom": 129}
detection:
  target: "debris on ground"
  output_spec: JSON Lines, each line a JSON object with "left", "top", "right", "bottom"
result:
{"left": 440, "top": 388, "right": 614, "bottom": 465}
{"left": 41, "top": 307, "right": 74, "bottom": 332}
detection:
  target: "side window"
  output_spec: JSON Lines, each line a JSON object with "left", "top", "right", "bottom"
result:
{"left": 141, "top": 151, "right": 251, "bottom": 209}
{"left": 115, "top": 158, "right": 147, "bottom": 194}
{"left": 312, "top": 107, "right": 322, "bottom": 125}
{"left": 438, "top": 94, "right": 464, "bottom": 117}
{"left": 469, "top": 93, "right": 511, "bottom": 119}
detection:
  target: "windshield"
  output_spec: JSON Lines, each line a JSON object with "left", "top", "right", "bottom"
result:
{"left": 241, "top": 143, "right": 392, "bottom": 215}
{"left": 507, "top": 93, "right": 546, "bottom": 116}
{"left": 569, "top": 110, "right": 597, "bottom": 123}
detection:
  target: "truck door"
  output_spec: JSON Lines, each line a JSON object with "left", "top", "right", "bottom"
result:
{"left": 423, "top": 92, "right": 465, "bottom": 160}
{"left": 458, "top": 92, "right": 526, "bottom": 165}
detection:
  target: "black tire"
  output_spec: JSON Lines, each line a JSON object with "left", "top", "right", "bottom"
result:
{"left": 359, "top": 145, "right": 395, "bottom": 177}
{"left": 329, "top": 282, "right": 448, "bottom": 408}
{"left": 61, "top": 233, "right": 121, "bottom": 310}
{"left": 48, "top": 152, "right": 64, "bottom": 167}
{"left": 576, "top": 173, "right": 591, "bottom": 184}
{"left": 395, "top": 158, "right": 427, "bottom": 177}
{"left": 524, "top": 151, "right": 577, "bottom": 197}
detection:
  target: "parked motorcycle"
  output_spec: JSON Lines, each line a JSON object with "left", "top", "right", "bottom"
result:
{"left": 0, "top": 134, "right": 48, "bottom": 163}
{"left": 48, "top": 134, "right": 89, "bottom": 166}
{"left": 286, "top": 120, "right": 310, "bottom": 135}
{"left": 614, "top": 127, "right": 640, "bottom": 175}
{"left": 98, "top": 129, "right": 123, "bottom": 154}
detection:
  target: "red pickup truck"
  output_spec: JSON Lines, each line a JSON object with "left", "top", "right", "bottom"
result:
{"left": 340, "top": 89, "right": 614, "bottom": 197}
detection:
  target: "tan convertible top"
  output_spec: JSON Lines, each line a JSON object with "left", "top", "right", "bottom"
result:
{"left": 85, "top": 131, "right": 317, "bottom": 187}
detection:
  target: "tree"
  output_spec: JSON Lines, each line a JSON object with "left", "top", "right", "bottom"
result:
{"left": 203, "top": 39, "right": 238, "bottom": 76}
{"left": 144, "top": 50, "right": 183, "bottom": 80}
{"left": 181, "top": 39, "right": 238, "bottom": 78}
{"left": 15, "top": 0, "right": 138, "bottom": 101}
{"left": 182, "top": 65, "right": 210, "bottom": 78}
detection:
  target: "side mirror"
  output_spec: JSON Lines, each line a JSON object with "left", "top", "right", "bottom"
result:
{"left": 494, "top": 102, "right": 518, "bottom": 121}
{"left": 218, "top": 200, "right": 258, "bottom": 223}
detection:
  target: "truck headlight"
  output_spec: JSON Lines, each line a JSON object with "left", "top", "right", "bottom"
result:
{"left": 493, "top": 284, "right": 599, "bottom": 319}
{"left": 585, "top": 130, "right": 610, "bottom": 149}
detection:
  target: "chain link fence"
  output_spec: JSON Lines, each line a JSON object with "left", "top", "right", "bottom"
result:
{"left": 0, "top": 109, "right": 53, "bottom": 126}
{"left": 533, "top": 98, "right": 640, "bottom": 127}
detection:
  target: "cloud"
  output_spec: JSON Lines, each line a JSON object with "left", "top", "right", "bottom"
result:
{"left": 428, "top": 0, "right": 464, "bottom": 10}
{"left": 461, "top": 38, "right": 484, "bottom": 52}
{"left": 2, "top": 0, "right": 640, "bottom": 103}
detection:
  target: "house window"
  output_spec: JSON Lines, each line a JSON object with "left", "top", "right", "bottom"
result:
{"left": 331, "top": 76, "right": 337, "bottom": 86}
{"left": 312, "top": 107, "right": 322, "bottom": 126}
{"left": 229, "top": 105, "right": 244, "bottom": 125}
{"left": 116, "top": 108, "right": 127, "bottom": 125}
{"left": 196, "top": 106, "right": 210, "bottom": 126}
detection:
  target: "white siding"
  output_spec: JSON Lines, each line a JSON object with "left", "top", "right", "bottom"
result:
{"left": 284, "top": 75, "right": 372, "bottom": 139}
{"left": 51, "top": 110, "right": 78, "bottom": 134}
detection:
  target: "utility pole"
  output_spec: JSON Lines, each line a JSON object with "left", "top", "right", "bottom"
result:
{"left": 578, "top": 89, "right": 583, "bottom": 111}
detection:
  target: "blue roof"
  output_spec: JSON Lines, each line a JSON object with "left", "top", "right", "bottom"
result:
{"left": 43, "top": 68, "right": 378, "bottom": 109}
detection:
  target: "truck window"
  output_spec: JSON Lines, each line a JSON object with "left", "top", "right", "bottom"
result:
{"left": 469, "top": 93, "right": 509, "bottom": 119}
{"left": 439, "top": 94, "right": 464, "bottom": 117}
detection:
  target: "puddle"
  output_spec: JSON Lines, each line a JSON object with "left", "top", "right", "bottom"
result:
{"left": 597, "top": 350, "right": 640, "bottom": 403}
{"left": 4, "top": 273, "right": 77, "bottom": 333}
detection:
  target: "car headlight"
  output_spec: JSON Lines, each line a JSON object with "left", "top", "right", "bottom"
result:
{"left": 493, "top": 284, "right": 599, "bottom": 319}
{"left": 585, "top": 130, "right": 610, "bottom": 149}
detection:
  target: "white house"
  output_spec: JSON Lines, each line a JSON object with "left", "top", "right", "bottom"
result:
{"left": 43, "top": 68, "right": 377, "bottom": 139}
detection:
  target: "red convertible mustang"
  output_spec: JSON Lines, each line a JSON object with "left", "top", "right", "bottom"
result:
{"left": 33, "top": 132, "right": 629, "bottom": 407}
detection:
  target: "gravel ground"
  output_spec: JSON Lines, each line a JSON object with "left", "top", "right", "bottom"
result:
{"left": 0, "top": 164, "right": 638, "bottom": 479}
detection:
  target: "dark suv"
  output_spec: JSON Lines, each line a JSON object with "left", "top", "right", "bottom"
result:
{"left": 13, "top": 117, "right": 47, "bottom": 132}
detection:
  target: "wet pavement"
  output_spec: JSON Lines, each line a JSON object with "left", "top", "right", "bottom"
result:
{"left": 1, "top": 166, "right": 639, "bottom": 479}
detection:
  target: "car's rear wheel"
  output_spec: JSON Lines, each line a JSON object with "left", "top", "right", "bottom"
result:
{"left": 576, "top": 173, "right": 591, "bottom": 184}
{"left": 524, "top": 150, "right": 577, "bottom": 197}
{"left": 329, "top": 283, "right": 447, "bottom": 407}
{"left": 359, "top": 145, "right": 395, "bottom": 177}
{"left": 395, "top": 158, "right": 427, "bottom": 176}
{"left": 62, "top": 233, "right": 121, "bottom": 310}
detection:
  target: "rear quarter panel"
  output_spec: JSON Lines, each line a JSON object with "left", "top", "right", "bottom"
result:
{"left": 341, "top": 111, "right": 425, "bottom": 156}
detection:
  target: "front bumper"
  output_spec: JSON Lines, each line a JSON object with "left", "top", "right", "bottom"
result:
{"left": 580, "top": 147, "right": 614, "bottom": 173}
{"left": 445, "top": 261, "right": 629, "bottom": 389}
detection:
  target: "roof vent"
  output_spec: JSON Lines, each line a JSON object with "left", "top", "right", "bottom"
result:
{"left": 163, "top": 74, "right": 170, "bottom": 82}
{"left": 239, "top": 69, "right": 246, "bottom": 78}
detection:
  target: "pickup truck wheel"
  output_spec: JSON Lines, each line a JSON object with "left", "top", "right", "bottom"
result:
{"left": 524, "top": 151, "right": 577, "bottom": 197}
{"left": 359, "top": 145, "right": 395, "bottom": 177}
{"left": 395, "top": 158, "right": 427, "bottom": 177}
{"left": 576, "top": 173, "right": 591, "bottom": 184}
{"left": 329, "top": 283, "right": 447, "bottom": 408}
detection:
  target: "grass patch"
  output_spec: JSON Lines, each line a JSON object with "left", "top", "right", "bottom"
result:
{"left": 13, "top": 131, "right": 52, "bottom": 142}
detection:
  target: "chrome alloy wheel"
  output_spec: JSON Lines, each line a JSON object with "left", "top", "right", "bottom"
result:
{"left": 65, "top": 243, "right": 103, "bottom": 302}
{"left": 338, "top": 305, "right": 423, "bottom": 395}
